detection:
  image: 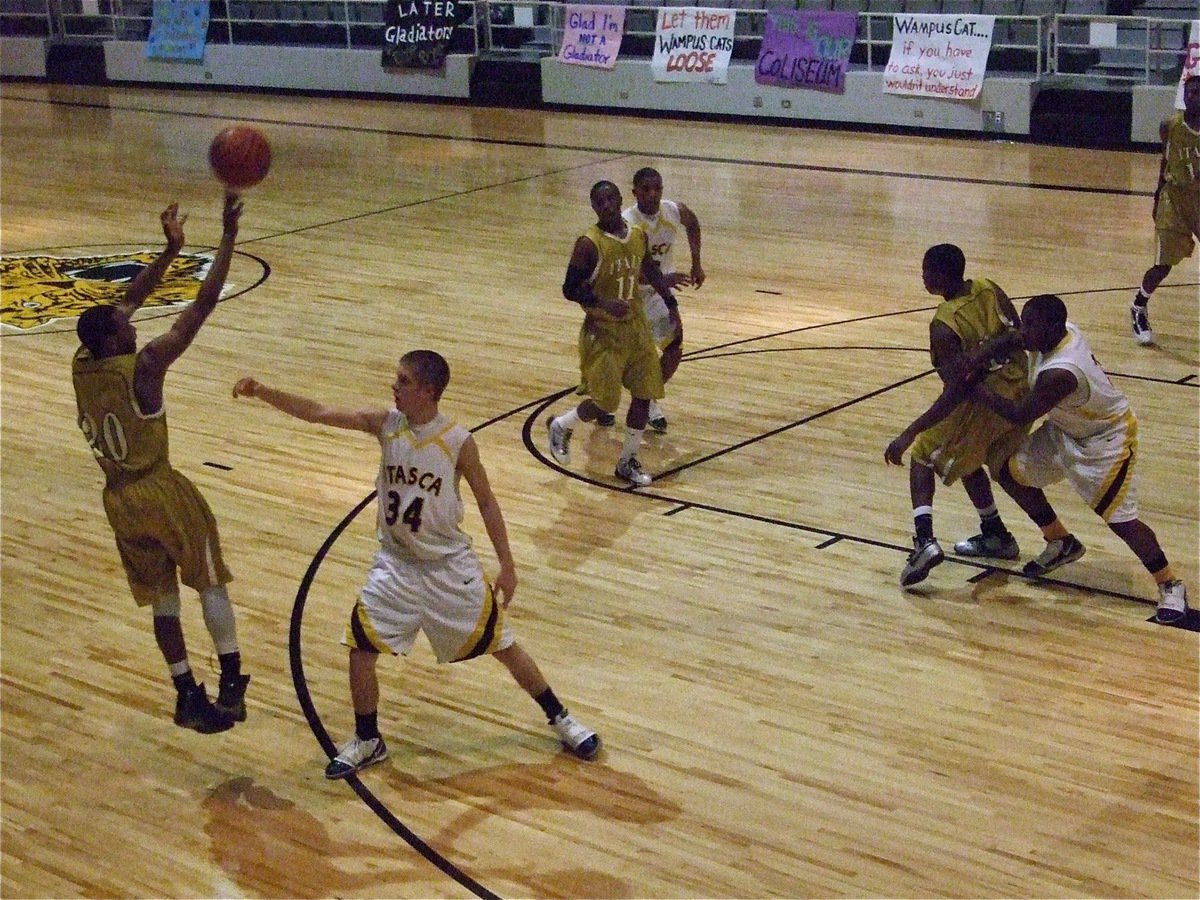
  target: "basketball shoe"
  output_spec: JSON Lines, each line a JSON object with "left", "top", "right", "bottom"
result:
{"left": 647, "top": 400, "right": 668, "bottom": 434}
{"left": 325, "top": 735, "right": 389, "bottom": 779}
{"left": 546, "top": 416, "right": 572, "bottom": 464}
{"left": 953, "top": 531, "right": 1019, "bottom": 560}
{"left": 1130, "top": 303, "right": 1154, "bottom": 346}
{"left": 1155, "top": 580, "right": 1189, "bottom": 625}
{"left": 1022, "top": 534, "right": 1085, "bottom": 578}
{"left": 174, "top": 684, "right": 235, "bottom": 734}
{"left": 901, "top": 536, "right": 944, "bottom": 587}
{"left": 551, "top": 711, "right": 601, "bottom": 760}
{"left": 215, "top": 673, "right": 250, "bottom": 722}
{"left": 615, "top": 455, "right": 651, "bottom": 487}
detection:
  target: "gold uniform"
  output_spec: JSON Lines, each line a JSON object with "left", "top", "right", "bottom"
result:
{"left": 909, "top": 278, "right": 1030, "bottom": 485}
{"left": 1155, "top": 112, "right": 1200, "bottom": 266}
{"left": 72, "top": 347, "right": 231, "bottom": 606}
{"left": 576, "top": 223, "right": 664, "bottom": 413}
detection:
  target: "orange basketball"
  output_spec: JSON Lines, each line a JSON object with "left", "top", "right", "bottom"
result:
{"left": 208, "top": 126, "right": 271, "bottom": 190}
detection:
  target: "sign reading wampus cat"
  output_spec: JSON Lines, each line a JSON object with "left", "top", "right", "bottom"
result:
{"left": 652, "top": 6, "right": 736, "bottom": 84}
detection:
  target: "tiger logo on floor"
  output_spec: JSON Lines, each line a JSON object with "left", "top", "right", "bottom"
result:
{"left": 1, "top": 251, "right": 214, "bottom": 332}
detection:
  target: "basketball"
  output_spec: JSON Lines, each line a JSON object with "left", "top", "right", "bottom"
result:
{"left": 208, "top": 126, "right": 271, "bottom": 190}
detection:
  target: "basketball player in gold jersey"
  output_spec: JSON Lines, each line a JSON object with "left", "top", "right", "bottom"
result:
{"left": 884, "top": 244, "right": 1039, "bottom": 588}
{"left": 1130, "top": 73, "right": 1200, "bottom": 346}
{"left": 886, "top": 295, "right": 1190, "bottom": 625}
{"left": 546, "top": 180, "right": 680, "bottom": 487}
{"left": 72, "top": 194, "right": 248, "bottom": 733}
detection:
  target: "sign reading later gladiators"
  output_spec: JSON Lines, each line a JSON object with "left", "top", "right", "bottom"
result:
{"left": 383, "top": 0, "right": 464, "bottom": 68}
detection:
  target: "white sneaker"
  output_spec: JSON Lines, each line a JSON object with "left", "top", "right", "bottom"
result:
{"left": 1130, "top": 304, "right": 1154, "bottom": 346}
{"left": 546, "top": 416, "right": 572, "bottom": 464}
{"left": 1156, "top": 579, "right": 1189, "bottom": 625}
{"left": 647, "top": 400, "right": 668, "bottom": 434}
{"left": 615, "top": 455, "right": 651, "bottom": 487}
{"left": 324, "top": 735, "right": 388, "bottom": 779}
{"left": 551, "top": 711, "right": 601, "bottom": 760}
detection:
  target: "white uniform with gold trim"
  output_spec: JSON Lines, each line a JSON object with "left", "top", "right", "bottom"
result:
{"left": 624, "top": 200, "right": 683, "bottom": 348}
{"left": 1009, "top": 323, "right": 1140, "bottom": 523}
{"left": 345, "top": 411, "right": 514, "bottom": 663}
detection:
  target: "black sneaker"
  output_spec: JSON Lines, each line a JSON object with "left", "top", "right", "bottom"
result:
{"left": 953, "top": 531, "right": 1019, "bottom": 560}
{"left": 174, "top": 684, "right": 235, "bottom": 734}
{"left": 215, "top": 674, "right": 250, "bottom": 722}
{"left": 901, "top": 536, "right": 944, "bottom": 587}
{"left": 596, "top": 411, "right": 616, "bottom": 427}
{"left": 1130, "top": 304, "right": 1154, "bottom": 346}
{"left": 1022, "top": 534, "right": 1085, "bottom": 578}
{"left": 647, "top": 400, "right": 668, "bottom": 434}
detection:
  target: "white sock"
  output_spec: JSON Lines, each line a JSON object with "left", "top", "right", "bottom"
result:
{"left": 555, "top": 408, "right": 581, "bottom": 430}
{"left": 620, "top": 428, "right": 644, "bottom": 462}
{"left": 200, "top": 585, "right": 240, "bottom": 656}
{"left": 649, "top": 399, "right": 664, "bottom": 419}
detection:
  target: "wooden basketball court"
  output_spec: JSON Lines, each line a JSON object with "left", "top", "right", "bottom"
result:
{"left": 1, "top": 81, "right": 1196, "bottom": 898}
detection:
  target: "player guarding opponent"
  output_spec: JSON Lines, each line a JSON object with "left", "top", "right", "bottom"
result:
{"left": 594, "top": 167, "right": 704, "bottom": 433}
{"left": 234, "top": 351, "right": 601, "bottom": 778}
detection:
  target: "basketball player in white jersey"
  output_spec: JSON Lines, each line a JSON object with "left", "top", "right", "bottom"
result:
{"left": 234, "top": 351, "right": 601, "bottom": 777}
{"left": 597, "top": 167, "right": 704, "bottom": 432}
{"left": 893, "top": 295, "right": 1190, "bottom": 624}
{"left": 973, "top": 295, "right": 1189, "bottom": 624}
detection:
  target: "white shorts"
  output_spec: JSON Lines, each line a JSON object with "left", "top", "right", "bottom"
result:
{"left": 1009, "top": 420, "right": 1140, "bottom": 524}
{"left": 344, "top": 546, "right": 514, "bottom": 663}
{"left": 639, "top": 286, "right": 678, "bottom": 350}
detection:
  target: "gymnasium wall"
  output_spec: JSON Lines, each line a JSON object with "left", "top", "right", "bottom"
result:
{"left": 0, "top": 33, "right": 1179, "bottom": 144}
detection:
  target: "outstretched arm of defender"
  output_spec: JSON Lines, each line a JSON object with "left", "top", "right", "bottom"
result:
{"left": 233, "top": 377, "right": 389, "bottom": 434}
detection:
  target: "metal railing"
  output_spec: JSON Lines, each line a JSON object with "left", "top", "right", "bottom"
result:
{"left": 0, "top": 0, "right": 1191, "bottom": 84}
{"left": 1053, "top": 13, "right": 1190, "bottom": 81}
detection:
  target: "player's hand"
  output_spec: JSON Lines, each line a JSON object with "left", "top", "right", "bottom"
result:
{"left": 222, "top": 191, "right": 244, "bottom": 236}
{"left": 598, "top": 297, "right": 630, "bottom": 319}
{"left": 666, "top": 272, "right": 691, "bottom": 289}
{"left": 885, "top": 431, "right": 913, "bottom": 466}
{"left": 161, "top": 202, "right": 186, "bottom": 253}
{"left": 232, "top": 376, "right": 260, "bottom": 399}
{"left": 690, "top": 262, "right": 705, "bottom": 289}
{"left": 493, "top": 564, "right": 517, "bottom": 609}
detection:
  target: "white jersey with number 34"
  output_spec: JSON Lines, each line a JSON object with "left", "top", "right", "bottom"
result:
{"left": 375, "top": 410, "right": 472, "bottom": 561}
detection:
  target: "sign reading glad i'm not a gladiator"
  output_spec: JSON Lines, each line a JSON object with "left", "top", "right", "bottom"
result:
{"left": 382, "top": 0, "right": 464, "bottom": 69}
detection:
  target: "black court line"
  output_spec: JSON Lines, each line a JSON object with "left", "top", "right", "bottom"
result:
{"left": 289, "top": 314, "right": 1192, "bottom": 897}
{"left": 1179, "top": 373, "right": 1198, "bottom": 385}
{"left": 290, "top": 492, "right": 501, "bottom": 900}
{"left": 4, "top": 93, "right": 1161, "bottom": 202}
{"left": 521, "top": 390, "right": 1168, "bottom": 611}
{"left": 229, "top": 156, "right": 632, "bottom": 247}
{"left": 202, "top": 461, "right": 233, "bottom": 471}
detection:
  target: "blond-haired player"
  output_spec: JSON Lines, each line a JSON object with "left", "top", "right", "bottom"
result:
{"left": 234, "top": 351, "right": 601, "bottom": 778}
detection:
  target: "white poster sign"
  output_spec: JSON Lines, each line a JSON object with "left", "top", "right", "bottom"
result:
{"left": 1175, "top": 20, "right": 1200, "bottom": 109}
{"left": 651, "top": 6, "right": 736, "bottom": 84}
{"left": 882, "top": 14, "right": 996, "bottom": 101}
